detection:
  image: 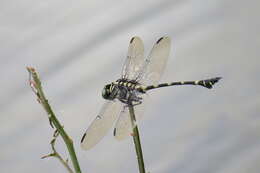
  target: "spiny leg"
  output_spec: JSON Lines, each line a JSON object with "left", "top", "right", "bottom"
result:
{"left": 120, "top": 98, "right": 142, "bottom": 106}
{"left": 126, "top": 97, "right": 142, "bottom": 106}
{"left": 131, "top": 100, "right": 142, "bottom": 106}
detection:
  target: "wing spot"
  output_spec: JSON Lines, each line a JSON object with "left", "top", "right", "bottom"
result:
{"left": 130, "top": 37, "right": 135, "bottom": 43}
{"left": 81, "top": 133, "right": 86, "bottom": 143}
{"left": 156, "top": 37, "right": 164, "bottom": 44}
{"left": 113, "top": 128, "right": 116, "bottom": 136}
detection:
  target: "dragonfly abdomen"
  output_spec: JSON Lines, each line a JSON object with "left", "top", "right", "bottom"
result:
{"left": 137, "top": 77, "right": 221, "bottom": 92}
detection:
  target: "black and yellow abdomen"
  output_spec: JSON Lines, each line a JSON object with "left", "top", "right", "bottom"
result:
{"left": 135, "top": 77, "right": 221, "bottom": 93}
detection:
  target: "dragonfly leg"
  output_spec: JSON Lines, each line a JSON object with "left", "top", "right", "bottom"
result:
{"left": 119, "top": 98, "right": 128, "bottom": 104}
{"left": 131, "top": 99, "right": 142, "bottom": 106}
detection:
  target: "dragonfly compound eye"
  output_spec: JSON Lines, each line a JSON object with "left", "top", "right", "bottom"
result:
{"left": 102, "top": 84, "right": 112, "bottom": 100}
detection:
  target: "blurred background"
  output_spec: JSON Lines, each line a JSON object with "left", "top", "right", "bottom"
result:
{"left": 1, "top": 0, "right": 259, "bottom": 172}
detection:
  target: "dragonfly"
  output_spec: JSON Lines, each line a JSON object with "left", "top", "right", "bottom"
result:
{"left": 81, "top": 36, "right": 221, "bottom": 150}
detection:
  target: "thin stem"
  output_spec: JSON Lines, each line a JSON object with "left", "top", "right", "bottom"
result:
{"left": 128, "top": 105, "right": 146, "bottom": 173}
{"left": 27, "top": 67, "right": 82, "bottom": 173}
{"left": 42, "top": 131, "right": 74, "bottom": 173}
{"left": 52, "top": 150, "right": 74, "bottom": 173}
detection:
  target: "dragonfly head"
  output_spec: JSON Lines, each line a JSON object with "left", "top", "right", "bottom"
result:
{"left": 102, "top": 84, "right": 113, "bottom": 100}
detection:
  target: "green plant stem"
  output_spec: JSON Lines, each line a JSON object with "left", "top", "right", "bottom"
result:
{"left": 49, "top": 113, "right": 81, "bottom": 173}
{"left": 128, "top": 105, "right": 146, "bottom": 173}
{"left": 27, "top": 67, "right": 82, "bottom": 173}
{"left": 42, "top": 131, "right": 74, "bottom": 173}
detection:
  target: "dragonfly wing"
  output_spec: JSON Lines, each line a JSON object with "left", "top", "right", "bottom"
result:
{"left": 113, "top": 106, "right": 132, "bottom": 140}
{"left": 114, "top": 37, "right": 170, "bottom": 139}
{"left": 121, "top": 36, "right": 145, "bottom": 80}
{"left": 81, "top": 100, "right": 122, "bottom": 150}
{"left": 138, "top": 37, "right": 171, "bottom": 85}
{"left": 114, "top": 94, "right": 148, "bottom": 140}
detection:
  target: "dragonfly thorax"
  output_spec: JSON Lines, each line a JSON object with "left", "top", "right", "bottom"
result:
{"left": 102, "top": 80, "right": 143, "bottom": 105}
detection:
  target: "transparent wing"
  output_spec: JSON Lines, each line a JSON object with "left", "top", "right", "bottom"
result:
{"left": 81, "top": 100, "right": 123, "bottom": 150}
{"left": 113, "top": 106, "right": 132, "bottom": 140}
{"left": 121, "top": 36, "right": 145, "bottom": 80}
{"left": 114, "top": 37, "right": 170, "bottom": 140}
{"left": 137, "top": 37, "right": 171, "bottom": 85}
{"left": 113, "top": 94, "right": 148, "bottom": 140}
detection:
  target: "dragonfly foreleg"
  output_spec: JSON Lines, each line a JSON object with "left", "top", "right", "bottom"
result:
{"left": 131, "top": 100, "right": 142, "bottom": 106}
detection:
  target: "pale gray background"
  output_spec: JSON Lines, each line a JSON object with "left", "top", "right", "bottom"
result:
{"left": 1, "top": 0, "right": 259, "bottom": 172}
